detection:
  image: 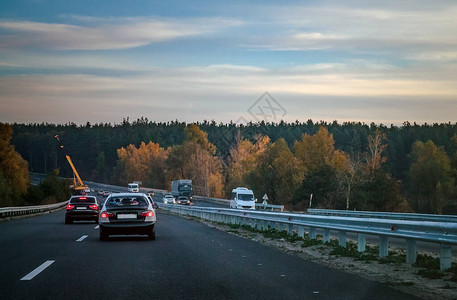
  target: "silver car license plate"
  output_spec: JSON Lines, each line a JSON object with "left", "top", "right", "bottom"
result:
{"left": 117, "top": 214, "right": 137, "bottom": 219}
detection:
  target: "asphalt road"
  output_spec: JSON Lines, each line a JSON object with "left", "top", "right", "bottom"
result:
{"left": 0, "top": 203, "right": 420, "bottom": 300}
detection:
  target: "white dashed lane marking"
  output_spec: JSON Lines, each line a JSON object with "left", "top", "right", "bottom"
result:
{"left": 94, "top": 225, "right": 99, "bottom": 229}
{"left": 76, "top": 235, "right": 88, "bottom": 242}
{"left": 20, "top": 260, "right": 55, "bottom": 281}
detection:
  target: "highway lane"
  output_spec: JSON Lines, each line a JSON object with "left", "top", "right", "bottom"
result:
{"left": 0, "top": 208, "right": 419, "bottom": 299}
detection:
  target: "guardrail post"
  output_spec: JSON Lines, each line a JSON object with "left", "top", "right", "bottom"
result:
{"left": 379, "top": 236, "right": 388, "bottom": 257}
{"left": 288, "top": 224, "right": 294, "bottom": 235}
{"left": 298, "top": 226, "right": 305, "bottom": 238}
{"left": 257, "top": 220, "right": 263, "bottom": 231}
{"left": 440, "top": 244, "right": 452, "bottom": 271}
{"left": 309, "top": 227, "right": 316, "bottom": 240}
{"left": 357, "top": 234, "right": 366, "bottom": 252}
{"left": 241, "top": 217, "right": 247, "bottom": 226}
{"left": 406, "top": 239, "right": 417, "bottom": 264}
{"left": 338, "top": 231, "right": 346, "bottom": 247}
{"left": 275, "top": 222, "right": 280, "bottom": 231}
{"left": 251, "top": 219, "right": 256, "bottom": 229}
{"left": 323, "top": 229, "right": 330, "bottom": 243}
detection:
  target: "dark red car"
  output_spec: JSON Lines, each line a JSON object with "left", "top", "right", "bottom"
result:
{"left": 65, "top": 195, "right": 99, "bottom": 224}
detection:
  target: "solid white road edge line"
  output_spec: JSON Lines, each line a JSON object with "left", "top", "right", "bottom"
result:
{"left": 76, "top": 235, "right": 88, "bottom": 242}
{"left": 20, "top": 260, "right": 55, "bottom": 281}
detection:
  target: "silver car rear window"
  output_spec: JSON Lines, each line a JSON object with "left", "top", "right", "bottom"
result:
{"left": 105, "top": 196, "right": 148, "bottom": 207}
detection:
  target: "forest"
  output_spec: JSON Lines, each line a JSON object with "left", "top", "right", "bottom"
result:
{"left": 4, "top": 118, "right": 457, "bottom": 214}
{"left": 0, "top": 123, "right": 71, "bottom": 207}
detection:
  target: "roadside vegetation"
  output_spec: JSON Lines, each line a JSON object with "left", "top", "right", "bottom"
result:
{"left": 224, "top": 222, "right": 457, "bottom": 282}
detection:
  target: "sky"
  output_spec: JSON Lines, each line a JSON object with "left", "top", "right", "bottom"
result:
{"left": 0, "top": 0, "right": 456, "bottom": 126}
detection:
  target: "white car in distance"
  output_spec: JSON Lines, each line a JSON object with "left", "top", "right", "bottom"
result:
{"left": 163, "top": 194, "right": 175, "bottom": 204}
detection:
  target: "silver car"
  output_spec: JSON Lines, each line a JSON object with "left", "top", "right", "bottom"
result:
{"left": 162, "top": 194, "right": 175, "bottom": 204}
{"left": 177, "top": 196, "right": 190, "bottom": 205}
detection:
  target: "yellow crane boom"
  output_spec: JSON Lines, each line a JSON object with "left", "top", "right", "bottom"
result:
{"left": 55, "top": 135, "right": 89, "bottom": 194}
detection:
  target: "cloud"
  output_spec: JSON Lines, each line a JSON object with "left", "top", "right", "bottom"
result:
{"left": 1, "top": 62, "right": 456, "bottom": 125}
{"left": 242, "top": 4, "right": 457, "bottom": 58}
{"left": 0, "top": 17, "right": 243, "bottom": 50}
{"left": 1, "top": 2, "right": 456, "bottom": 126}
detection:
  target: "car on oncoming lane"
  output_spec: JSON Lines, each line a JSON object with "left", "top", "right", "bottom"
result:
{"left": 163, "top": 193, "right": 175, "bottom": 204}
{"left": 99, "top": 193, "right": 156, "bottom": 241}
{"left": 65, "top": 195, "right": 100, "bottom": 224}
{"left": 177, "top": 196, "right": 190, "bottom": 205}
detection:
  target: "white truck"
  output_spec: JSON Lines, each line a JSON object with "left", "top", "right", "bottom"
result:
{"left": 230, "top": 187, "right": 256, "bottom": 209}
{"left": 128, "top": 183, "right": 139, "bottom": 192}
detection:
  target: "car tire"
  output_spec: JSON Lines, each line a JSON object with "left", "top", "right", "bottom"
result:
{"left": 65, "top": 217, "right": 72, "bottom": 224}
{"left": 148, "top": 227, "right": 156, "bottom": 240}
{"left": 99, "top": 229, "right": 108, "bottom": 241}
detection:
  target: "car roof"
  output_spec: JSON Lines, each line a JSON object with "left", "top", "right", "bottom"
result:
{"left": 109, "top": 192, "right": 146, "bottom": 197}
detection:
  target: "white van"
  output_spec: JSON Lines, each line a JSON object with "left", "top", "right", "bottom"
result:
{"left": 230, "top": 187, "right": 256, "bottom": 209}
{"left": 128, "top": 183, "right": 139, "bottom": 192}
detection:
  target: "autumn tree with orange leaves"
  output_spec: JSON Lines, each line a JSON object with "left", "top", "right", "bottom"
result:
{"left": 293, "top": 126, "right": 349, "bottom": 209}
{"left": 166, "top": 124, "right": 224, "bottom": 197}
{"left": 115, "top": 141, "right": 169, "bottom": 189}
{"left": 0, "top": 123, "right": 30, "bottom": 206}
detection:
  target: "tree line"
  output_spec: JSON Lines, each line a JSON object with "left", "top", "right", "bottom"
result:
{"left": 0, "top": 123, "right": 71, "bottom": 207}
{"left": 6, "top": 118, "right": 457, "bottom": 213}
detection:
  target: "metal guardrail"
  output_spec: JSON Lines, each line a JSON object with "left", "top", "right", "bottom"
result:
{"left": 307, "top": 209, "right": 457, "bottom": 223}
{"left": 192, "top": 195, "right": 231, "bottom": 206}
{"left": 255, "top": 203, "right": 284, "bottom": 212}
{"left": 0, "top": 201, "right": 68, "bottom": 218}
{"left": 160, "top": 204, "right": 457, "bottom": 271}
{"left": 192, "top": 196, "right": 284, "bottom": 212}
